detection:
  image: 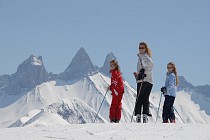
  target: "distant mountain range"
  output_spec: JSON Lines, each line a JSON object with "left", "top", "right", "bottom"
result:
{"left": 0, "top": 47, "right": 111, "bottom": 98}
{"left": 178, "top": 76, "right": 210, "bottom": 97}
{"left": 0, "top": 47, "right": 209, "bottom": 128}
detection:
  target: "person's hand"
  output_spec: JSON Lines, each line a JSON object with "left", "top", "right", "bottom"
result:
{"left": 133, "top": 72, "right": 138, "bottom": 77}
{"left": 140, "top": 68, "right": 145, "bottom": 74}
{"left": 160, "top": 87, "right": 167, "bottom": 94}
{"left": 107, "top": 86, "right": 111, "bottom": 91}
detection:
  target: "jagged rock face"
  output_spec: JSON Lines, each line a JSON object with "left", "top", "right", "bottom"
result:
{"left": 100, "top": 52, "right": 117, "bottom": 76}
{"left": 177, "top": 76, "right": 210, "bottom": 96}
{"left": 0, "top": 55, "right": 49, "bottom": 95}
{"left": 177, "top": 76, "right": 196, "bottom": 92}
{"left": 196, "top": 85, "right": 210, "bottom": 97}
{"left": 48, "top": 72, "right": 58, "bottom": 81}
{"left": 47, "top": 99, "right": 105, "bottom": 124}
{"left": 15, "top": 55, "right": 48, "bottom": 87}
{"left": 59, "top": 48, "right": 96, "bottom": 81}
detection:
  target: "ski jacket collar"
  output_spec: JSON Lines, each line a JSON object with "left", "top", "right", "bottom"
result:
{"left": 166, "top": 71, "right": 174, "bottom": 75}
{"left": 137, "top": 53, "right": 148, "bottom": 59}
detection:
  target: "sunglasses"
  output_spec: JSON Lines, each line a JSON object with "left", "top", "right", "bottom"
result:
{"left": 139, "top": 47, "right": 146, "bottom": 50}
{"left": 110, "top": 64, "right": 116, "bottom": 67}
{"left": 167, "top": 67, "right": 173, "bottom": 69}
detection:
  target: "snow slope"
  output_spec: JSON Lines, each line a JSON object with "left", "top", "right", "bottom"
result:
{"left": 178, "top": 76, "right": 210, "bottom": 116}
{"left": 150, "top": 91, "right": 210, "bottom": 124}
{"left": 0, "top": 123, "right": 209, "bottom": 140}
{"left": 191, "top": 92, "right": 210, "bottom": 116}
{"left": 0, "top": 72, "right": 134, "bottom": 127}
{"left": 0, "top": 72, "right": 210, "bottom": 128}
{"left": 0, "top": 78, "right": 107, "bottom": 127}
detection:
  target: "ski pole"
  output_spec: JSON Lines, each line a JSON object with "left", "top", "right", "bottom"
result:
{"left": 93, "top": 89, "right": 109, "bottom": 123}
{"left": 131, "top": 80, "right": 144, "bottom": 122}
{"left": 173, "top": 106, "right": 185, "bottom": 123}
{"left": 121, "top": 96, "right": 127, "bottom": 123}
{"left": 122, "top": 108, "right": 127, "bottom": 123}
{"left": 156, "top": 93, "right": 163, "bottom": 123}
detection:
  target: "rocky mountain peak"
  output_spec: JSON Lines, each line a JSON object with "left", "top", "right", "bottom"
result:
{"left": 59, "top": 48, "right": 96, "bottom": 81}
{"left": 100, "top": 52, "right": 117, "bottom": 76}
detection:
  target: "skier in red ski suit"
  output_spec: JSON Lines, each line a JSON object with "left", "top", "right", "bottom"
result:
{"left": 108, "top": 60, "right": 124, "bottom": 123}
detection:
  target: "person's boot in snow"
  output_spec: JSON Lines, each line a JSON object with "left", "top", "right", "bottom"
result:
{"left": 163, "top": 118, "right": 169, "bottom": 123}
{"left": 143, "top": 114, "right": 148, "bottom": 123}
{"left": 136, "top": 114, "right": 141, "bottom": 123}
{"left": 110, "top": 119, "right": 115, "bottom": 123}
{"left": 115, "top": 119, "right": 120, "bottom": 123}
{"left": 170, "top": 118, "right": 175, "bottom": 123}
{"left": 163, "top": 120, "right": 169, "bottom": 123}
{"left": 171, "top": 119, "right": 175, "bottom": 123}
{"left": 169, "top": 117, "right": 175, "bottom": 123}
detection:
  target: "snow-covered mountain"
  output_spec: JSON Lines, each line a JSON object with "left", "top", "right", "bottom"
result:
{"left": 100, "top": 52, "right": 117, "bottom": 76}
{"left": 0, "top": 72, "right": 136, "bottom": 128}
{"left": 0, "top": 55, "right": 49, "bottom": 107}
{"left": 178, "top": 76, "right": 210, "bottom": 116}
{"left": 178, "top": 76, "right": 210, "bottom": 96}
{"left": 1, "top": 72, "right": 209, "bottom": 128}
{"left": 58, "top": 47, "right": 97, "bottom": 81}
{"left": 0, "top": 47, "right": 210, "bottom": 128}
{"left": 0, "top": 55, "right": 48, "bottom": 95}
{"left": 178, "top": 76, "right": 196, "bottom": 92}
{"left": 8, "top": 98, "right": 106, "bottom": 128}
{"left": 196, "top": 85, "right": 210, "bottom": 97}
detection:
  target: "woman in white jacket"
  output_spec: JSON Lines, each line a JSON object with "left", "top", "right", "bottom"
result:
{"left": 133, "top": 42, "right": 154, "bottom": 123}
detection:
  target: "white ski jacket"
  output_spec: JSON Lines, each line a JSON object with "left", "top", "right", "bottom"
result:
{"left": 136, "top": 53, "right": 154, "bottom": 84}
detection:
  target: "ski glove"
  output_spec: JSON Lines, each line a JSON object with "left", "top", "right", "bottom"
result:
{"left": 161, "top": 87, "right": 167, "bottom": 94}
{"left": 136, "top": 68, "right": 146, "bottom": 81}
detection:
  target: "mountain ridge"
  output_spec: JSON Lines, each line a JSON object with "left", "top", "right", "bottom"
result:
{"left": 0, "top": 48, "right": 210, "bottom": 128}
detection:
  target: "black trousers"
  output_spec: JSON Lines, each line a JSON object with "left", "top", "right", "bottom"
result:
{"left": 134, "top": 82, "right": 153, "bottom": 115}
{"left": 162, "top": 95, "right": 175, "bottom": 121}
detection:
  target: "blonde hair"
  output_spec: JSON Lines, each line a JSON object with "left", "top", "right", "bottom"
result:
{"left": 110, "top": 60, "right": 120, "bottom": 71}
{"left": 139, "top": 42, "right": 152, "bottom": 57}
{"left": 167, "top": 62, "right": 179, "bottom": 86}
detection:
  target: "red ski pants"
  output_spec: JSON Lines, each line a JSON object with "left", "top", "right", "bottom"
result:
{"left": 109, "top": 92, "right": 123, "bottom": 121}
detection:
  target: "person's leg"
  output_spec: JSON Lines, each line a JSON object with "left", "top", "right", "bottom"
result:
{"left": 135, "top": 82, "right": 147, "bottom": 122}
{"left": 109, "top": 94, "right": 118, "bottom": 122}
{"left": 162, "top": 95, "right": 171, "bottom": 123}
{"left": 142, "top": 83, "right": 153, "bottom": 123}
{"left": 142, "top": 82, "right": 153, "bottom": 115}
{"left": 168, "top": 97, "right": 175, "bottom": 123}
{"left": 115, "top": 94, "right": 123, "bottom": 122}
{"left": 134, "top": 82, "right": 145, "bottom": 115}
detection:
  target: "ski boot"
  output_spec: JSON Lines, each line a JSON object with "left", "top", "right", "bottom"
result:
{"left": 170, "top": 119, "right": 175, "bottom": 123}
{"left": 115, "top": 119, "right": 120, "bottom": 123}
{"left": 143, "top": 114, "right": 148, "bottom": 123}
{"left": 110, "top": 119, "right": 115, "bottom": 123}
{"left": 136, "top": 114, "right": 141, "bottom": 123}
{"left": 163, "top": 119, "right": 169, "bottom": 123}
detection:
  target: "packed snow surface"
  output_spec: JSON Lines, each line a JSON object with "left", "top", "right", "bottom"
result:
{"left": 0, "top": 123, "right": 209, "bottom": 140}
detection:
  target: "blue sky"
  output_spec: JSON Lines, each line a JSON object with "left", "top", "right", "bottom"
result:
{"left": 0, "top": 0, "right": 209, "bottom": 91}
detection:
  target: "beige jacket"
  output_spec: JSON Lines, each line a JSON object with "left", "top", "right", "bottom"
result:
{"left": 136, "top": 53, "right": 154, "bottom": 84}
